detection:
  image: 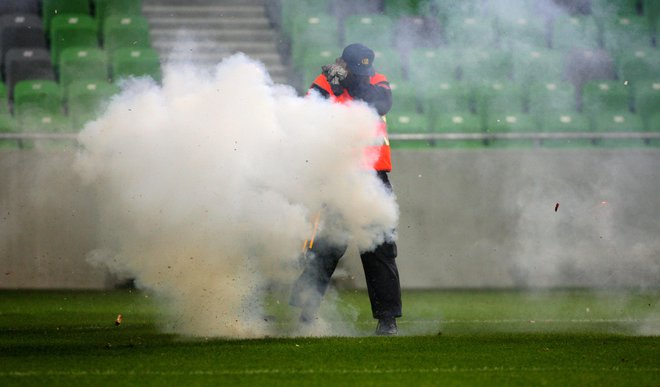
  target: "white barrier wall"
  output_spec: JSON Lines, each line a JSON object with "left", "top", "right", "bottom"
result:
{"left": 2, "top": 147, "right": 659, "bottom": 289}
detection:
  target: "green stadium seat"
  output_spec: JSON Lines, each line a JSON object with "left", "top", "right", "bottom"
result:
{"left": 299, "top": 46, "right": 342, "bottom": 89}
{"left": 13, "top": 79, "right": 69, "bottom": 132}
{"left": 59, "top": 47, "right": 108, "bottom": 92}
{"left": 67, "top": 80, "right": 120, "bottom": 130}
{"left": 387, "top": 110, "right": 429, "bottom": 133}
{"left": 633, "top": 80, "right": 660, "bottom": 130}
{"left": 444, "top": 15, "right": 497, "bottom": 47}
{"left": 383, "top": 0, "right": 420, "bottom": 16}
{"left": 389, "top": 81, "right": 419, "bottom": 113}
{"left": 13, "top": 80, "right": 62, "bottom": 117}
{"left": 373, "top": 49, "right": 404, "bottom": 83}
{"left": 290, "top": 14, "right": 340, "bottom": 72}
{"left": 279, "top": 0, "right": 330, "bottom": 38}
{"left": 497, "top": 14, "right": 548, "bottom": 49}
{"left": 527, "top": 81, "right": 576, "bottom": 115}
{"left": 618, "top": 48, "right": 660, "bottom": 84}
{"left": 598, "top": 14, "right": 649, "bottom": 53}
{"left": 485, "top": 112, "right": 537, "bottom": 148}
{"left": 539, "top": 111, "right": 592, "bottom": 147}
{"left": 42, "top": 0, "right": 90, "bottom": 32}
{"left": 432, "top": 112, "right": 485, "bottom": 148}
{"left": 476, "top": 81, "right": 524, "bottom": 116}
{"left": 344, "top": 14, "right": 395, "bottom": 49}
{"left": 4, "top": 48, "right": 55, "bottom": 100}
{"left": 408, "top": 48, "right": 459, "bottom": 93}
{"left": 102, "top": 14, "right": 151, "bottom": 56}
{"left": 93, "top": 0, "right": 143, "bottom": 31}
{"left": 425, "top": 81, "right": 472, "bottom": 113}
{"left": 551, "top": 15, "right": 599, "bottom": 50}
{"left": 50, "top": 14, "right": 98, "bottom": 68}
{"left": 512, "top": 47, "right": 565, "bottom": 84}
{"left": 458, "top": 49, "right": 513, "bottom": 84}
{"left": 387, "top": 111, "right": 433, "bottom": 148}
{"left": 582, "top": 80, "right": 630, "bottom": 114}
{"left": 590, "top": 112, "right": 645, "bottom": 147}
{"left": 111, "top": 47, "right": 161, "bottom": 82}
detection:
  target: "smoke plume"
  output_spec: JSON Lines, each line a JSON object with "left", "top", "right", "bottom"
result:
{"left": 75, "top": 54, "right": 398, "bottom": 338}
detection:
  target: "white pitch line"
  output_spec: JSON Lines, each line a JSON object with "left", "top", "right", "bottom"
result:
{"left": 2, "top": 367, "right": 659, "bottom": 377}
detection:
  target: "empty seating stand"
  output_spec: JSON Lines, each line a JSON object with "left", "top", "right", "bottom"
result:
{"left": 0, "top": 14, "right": 46, "bottom": 68}
{"left": 4, "top": 48, "right": 55, "bottom": 100}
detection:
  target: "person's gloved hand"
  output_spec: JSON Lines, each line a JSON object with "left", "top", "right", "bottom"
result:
{"left": 322, "top": 58, "right": 348, "bottom": 96}
{"left": 341, "top": 73, "right": 370, "bottom": 97}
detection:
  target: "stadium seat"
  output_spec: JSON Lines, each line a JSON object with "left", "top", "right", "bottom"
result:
{"left": 279, "top": 0, "right": 330, "bottom": 38}
{"left": 387, "top": 111, "right": 433, "bottom": 148}
{"left": 408, "top": 48, "right": 459, "bottom": 94}
{"left": 590, "top": 112, "right": 645, "bottom": 147}
{"left": 458, "top": 49, "right": 513, "bottom": 84}
{"left": 387, "top": 111, "right": 429, "bottom": 133}
{"left": 102, "top": 15, "right": 151, "bottom": 56}
{"left": 582, "top": 80, "right": 630, "bottom": 114}
{"left": 527, "top": 82, "right": 576, "bottom": 115}
{"left": 290, "top": 15, "right": 340, "bottom": 72}
{"left": 93, "top": 0, "right": 143, "bottom": 30}
{"left": 485, "top": 112, "right": 536, "bottom": 148}
{"left": 67, "top": 80, "right": 120, "bottom": 130}
{"left": 597, "top": 14, "right": 649, "bottom": 53}
{"left": 343, "top": 14, "right": 395, "bottom": 49}
{"left": 13, "top": 80, "right": 62, "bottom": 117}
{"left": 383, "top": 0, "right": 420, "bottom": 16}
{"left": 59, "top": 47, "right": 109, "bottom": 93}
{"left": 0, "top": 113, "right": 18, "bottom": 149}
{"left": 0, "top": 14, "right": 46, "bottom": 66}
{"left": 444, "top": 16, "right": 497, "bottom": 47}
{"left": 633, "top": 80, "right": 660, "bottom": 130}
{"left": 476, "top": 81, "right": 524, "bottom": 117}
{"left": 497, "top": 14, "right": 549, "bottom": 50}
{"left": 551, "top": 15, "right": 599, "bottom": 50}
{"left": 50, "top": 14, "right": 99, "bottom": 69}
{"left": 4, "top": 48, "right": 55, "bottom": 100}
{"left": 539, "top": 111, "right": 592, "bottom": 147}
{"left": 431, "top": 112, "right": 485, "bottom": 148}
{"left": 425, "top": 81, "right": 472, "bottom": 113}
{"left": 389, "top": 82, "right": 419, "bottom": 113}
{"left": 13, "top": 80, "right": 69, "bottom": 132}
{"left": 0, "top": 1, "right": 39, "bottom": 16}
{"left": 512, "top": 47, "right": 565, "bottom": 84}
{"left": 618, "top": 48, "right": 660, "bottom": 84}
{"left": 299, "top": 46, "right": 341, "bottom": 89}
{"left": 111, "top": 47, "right": 161, "bottom": 82}
{"left": 42, "top": 0, "right": 91, "bottom": 32}
{"left": 373, "top": 49, "right": 404, "bottom": 83}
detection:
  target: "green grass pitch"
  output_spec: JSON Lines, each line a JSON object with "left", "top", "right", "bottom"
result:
{"left": 1, "top": 289, "right": 658, "bottom": 386}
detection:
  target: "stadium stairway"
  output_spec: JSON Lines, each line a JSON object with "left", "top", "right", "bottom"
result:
{"left": 142, "top": 0, "right": 290, "bottom": 84}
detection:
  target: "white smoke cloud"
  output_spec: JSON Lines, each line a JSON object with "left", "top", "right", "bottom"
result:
{"left": 75, "top": 54, "right": 398, "bottom": 338}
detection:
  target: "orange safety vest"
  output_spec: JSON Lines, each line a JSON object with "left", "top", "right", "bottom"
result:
{"left": 311, "top": 73, "right": 392, "bottom": 172}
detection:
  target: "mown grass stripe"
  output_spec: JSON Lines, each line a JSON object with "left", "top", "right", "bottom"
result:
{"left": 3, "top": 367, "right": 659, "bottom": 377}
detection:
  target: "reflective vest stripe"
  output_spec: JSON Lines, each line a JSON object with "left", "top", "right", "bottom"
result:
{"left": 312, "top": 74, "right": 392, "bottom": 172}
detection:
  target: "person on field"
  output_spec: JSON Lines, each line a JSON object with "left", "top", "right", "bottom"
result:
{"left": 289, "top": 43, "right": 401, "bottom": 335}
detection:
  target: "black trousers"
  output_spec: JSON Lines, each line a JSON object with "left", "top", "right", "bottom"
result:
{"left": 290, "top": 172, "right": 402, "bottom": 319}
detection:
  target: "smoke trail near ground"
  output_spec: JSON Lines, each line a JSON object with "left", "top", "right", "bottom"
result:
{"left": 74, "top": 54, "right": 398, "bottom": 338}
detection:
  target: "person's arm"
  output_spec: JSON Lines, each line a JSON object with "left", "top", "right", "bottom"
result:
{"left": 344, "top": 76, "right": 392, "bottom": 116}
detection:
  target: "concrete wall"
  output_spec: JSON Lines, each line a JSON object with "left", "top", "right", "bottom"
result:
{"left": 2, "top": 147, "right": 659, "bottom": 289}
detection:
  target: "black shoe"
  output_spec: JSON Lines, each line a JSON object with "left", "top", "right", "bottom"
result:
{"left": 375, "top": 317, "right": 397, "bottom": 336}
